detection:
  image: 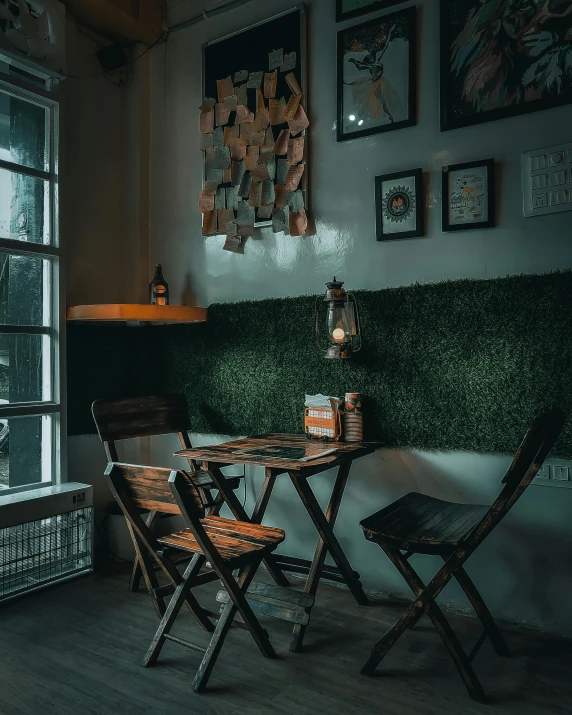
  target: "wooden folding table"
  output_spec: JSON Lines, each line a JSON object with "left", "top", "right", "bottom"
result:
{"left": 175, "top": 433, "right": 381, "bottom": 652}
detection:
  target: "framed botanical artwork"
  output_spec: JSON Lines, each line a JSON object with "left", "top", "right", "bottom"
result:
{"left": 441, "top": 0, "right": 572, "bottom": 131}
{"left": 442, "top": 159, "right": 495, "bottom": 232}
{"left": 336, "top": 0, "right": 407, "bottom": 23}
{"left": 337, "top": 6, "right": 417, "bottom": 142}
{"left": 375, "top": 168, "right": 423, "bottom": 240}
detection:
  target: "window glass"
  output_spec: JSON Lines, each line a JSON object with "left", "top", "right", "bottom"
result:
{"left": 0, "top": 168, "right": 50, "bottom": 243}
{"left": 0, "top": 56, "right": 58, "bottom": 495}
{"left": 0, "top": 88, "right": 48, "bottom": 171}
{"left": 0, "top": 334, "right": 51, "bottom": 403}
{"left": 0, "top": 253, "right": 49, "bottom": 326}
{"left": 0, "top": 414, "right": 52, "bottom": 490}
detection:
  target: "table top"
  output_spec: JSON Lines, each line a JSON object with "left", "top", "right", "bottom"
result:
{"left": 175, "top": 433, "right": 382, "bottom": 472}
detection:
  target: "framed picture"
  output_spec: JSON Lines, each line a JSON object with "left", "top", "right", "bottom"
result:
{"left": 441, "top": 0, "right": 572, "bottom": 131}
{"left": 442, "top": 159, "right": 495, "bottom": 232}
{"left": 375, "top": 168, "right": 423, "bottom": 240}
{"left": 336, "top": 0, "right": 407, "bottom": 23}
{"left": 337, "top": 6, "right": 416, "bottom": 142}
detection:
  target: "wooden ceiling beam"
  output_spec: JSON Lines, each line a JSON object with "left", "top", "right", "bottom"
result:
{"left": 62, "top": 0, "right": 166, "bottom": 46}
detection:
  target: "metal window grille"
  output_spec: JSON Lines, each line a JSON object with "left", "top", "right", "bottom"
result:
{"left": 0, "top": 507, "right": 92, "bottom": 600}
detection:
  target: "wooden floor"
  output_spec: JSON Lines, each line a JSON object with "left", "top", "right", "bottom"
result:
{"left": 1, "top": 564, "right": 571, "bottom": 715}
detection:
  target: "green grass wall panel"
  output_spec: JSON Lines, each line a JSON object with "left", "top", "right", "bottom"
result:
{"left": 67, "top": 271, "right": 572, "bottom": 457}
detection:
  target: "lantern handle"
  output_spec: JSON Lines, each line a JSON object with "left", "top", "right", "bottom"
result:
{"left": 347, "top": 292, "right": 362, "bottom": 353}
{"left": 315, "top": 295, "right": 323, "bottom": 351}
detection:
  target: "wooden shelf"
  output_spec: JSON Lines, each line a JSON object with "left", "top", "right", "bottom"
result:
{"left": 67, "top": 304, "right": 207, "bottom": 325}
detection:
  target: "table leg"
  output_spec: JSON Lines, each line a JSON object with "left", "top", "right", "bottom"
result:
{"left": 288, "top": 461, "right": 351, "bottom": 651}
{"left": 250, "top": 472, "right": 290, "bottom": 587}
{"left": 288, "top": 461, "right": 369, "bottom": 651}
{"left": 204, "top": 466, "right": 289, "bottom": 587}
{"left": 203, "top": 466, "right": 250, "bottom": 521}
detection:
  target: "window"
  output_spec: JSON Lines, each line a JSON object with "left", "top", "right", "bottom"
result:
{"left": 0, "top": 61, "right": 61, "bottom": 494}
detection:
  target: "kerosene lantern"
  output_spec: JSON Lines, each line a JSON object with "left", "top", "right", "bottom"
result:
{"left": 315, "top": 277, "right": 362, "bottom": 359}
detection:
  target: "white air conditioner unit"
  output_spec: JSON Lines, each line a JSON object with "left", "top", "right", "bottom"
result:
{"left": 0, "top": 482, "right": 93, "bottom": 602}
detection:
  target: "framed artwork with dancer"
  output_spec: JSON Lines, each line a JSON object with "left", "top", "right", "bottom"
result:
{"left": 441, "top": 0, "right": 572, "bottom": 131}
{"left": 337, "top": 6, "right": 417, "bottom": 142}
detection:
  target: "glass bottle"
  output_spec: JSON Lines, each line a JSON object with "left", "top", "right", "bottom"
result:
{"left": 149, "top": 264, "right": 169, "bottom": 306}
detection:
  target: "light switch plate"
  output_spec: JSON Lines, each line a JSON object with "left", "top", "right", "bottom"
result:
{"left": 533, "top": 461, "right": 572, "bottom": 488}
{"left": 522, "top": 143, "right": 572, "bottom": 217}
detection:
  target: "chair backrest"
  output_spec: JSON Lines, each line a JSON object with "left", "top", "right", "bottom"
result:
{"left": 168, "top": 469, "right": 232, "bottom": 573}
{"left": 92, "top": 395, "right": 193, "bottom": 463}
{"left": 106, "top": 462, "right": 204, "bottom": 517}
{"left": 500, "top": 407, "right": 565, "bottom": 493}
{"left": 467, "top": 407, "right": 566, "bottom": 548}
{"left": 106, "top": 463, "right": 205, "bottom": 586}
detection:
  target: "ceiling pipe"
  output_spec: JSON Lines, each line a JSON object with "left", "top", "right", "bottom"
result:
{"left": 168, "top": 0, "right": 256, "bottom": 34}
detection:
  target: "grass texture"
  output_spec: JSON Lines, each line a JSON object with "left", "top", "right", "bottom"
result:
{"left": 67, "top": 271, "right": 572, "bottom": 457}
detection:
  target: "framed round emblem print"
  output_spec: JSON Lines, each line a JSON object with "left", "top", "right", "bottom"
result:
{"left": 375, "top": 167, "right": 423, "bottom": 240}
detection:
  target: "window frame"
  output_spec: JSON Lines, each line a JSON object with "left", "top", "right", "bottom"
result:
{"left": 0, "top": 70, "right": 62, "bottom": 496}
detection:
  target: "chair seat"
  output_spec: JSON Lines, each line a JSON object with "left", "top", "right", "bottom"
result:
{"left": 158, "top": 516, "right": 285, "bottom": 567}
{"left": 360, "top": 492, "right": 489, "bottom": 555}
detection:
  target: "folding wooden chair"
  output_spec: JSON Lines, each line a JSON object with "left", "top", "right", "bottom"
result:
{"left": 106, "top": 463, "right": 285, "bottom": 693}
{"left": 92, "top": 395, "right": 243, "bottom": 610}
{"left": 359, "top": 407, "right": 566, "bottom": 703}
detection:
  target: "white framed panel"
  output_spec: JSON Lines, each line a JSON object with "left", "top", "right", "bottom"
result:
{"left": 522, "top": 142, "right": 572, "bottom": 218}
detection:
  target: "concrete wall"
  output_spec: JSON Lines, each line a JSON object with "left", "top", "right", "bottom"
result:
{"left": 67, "top": 0, "right": 572, "bottom": 636}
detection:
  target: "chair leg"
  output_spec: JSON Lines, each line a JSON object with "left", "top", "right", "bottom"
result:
{"left": 125, "top": 520, "right": 166, "bottom": 618}
{"left": 192, "top": 557, "right": 275, "bottom": 693}
{"left": 449, "top": 562, "right": 510, "bottom": 657}
{"left": 129, "top": 511, "right": 158, "bottom": 593}
{"left": 220, "top": 559, "right": 276, "bottom": 659}
{"left": 143, "top": 554, "right": 208, "bottom": 668}
{"left": 363, "top": 545, "right": 487, "bottom": 704}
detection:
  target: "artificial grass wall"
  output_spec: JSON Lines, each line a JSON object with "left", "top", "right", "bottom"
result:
{"left": 67, "top": 270, "right": 572, "bottom": 457}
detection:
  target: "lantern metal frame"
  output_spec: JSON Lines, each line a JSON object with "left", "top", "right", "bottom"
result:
{"left": 315, "top": 277, "right": 362, "bottom": 359}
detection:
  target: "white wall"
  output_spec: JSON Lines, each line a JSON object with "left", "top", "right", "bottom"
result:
{"left": 150, "top": 0, "right": 572, "bottom": 306}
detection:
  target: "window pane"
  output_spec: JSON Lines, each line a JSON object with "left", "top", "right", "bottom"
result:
{"left": 0, "top": 88, "right": 48, "bottom": 171}
{"left": 0, "top": 414, "right": 52, "bottom": 490}
{"left": 0, "top": 167, "right": 50, "bottom": 244}
{"left": 0, "top": 334, "right": 51, "bottom": 403}
{"left": 0, "top": 253, "right": 49, "bottom": 326}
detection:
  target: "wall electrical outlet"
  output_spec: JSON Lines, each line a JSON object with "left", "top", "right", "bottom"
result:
{"left": 552, "top": 466, "right": 570, "bottom": 482}
{"left": 533, "top": 462, "right": 572, "bottom": 488}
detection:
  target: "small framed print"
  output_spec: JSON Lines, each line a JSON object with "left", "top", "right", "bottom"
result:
{"left": 375, "top": 168, "right": 423, "bottom": 240}
{"left": 442, "top": 159, "right": 495, "bottom": 232}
